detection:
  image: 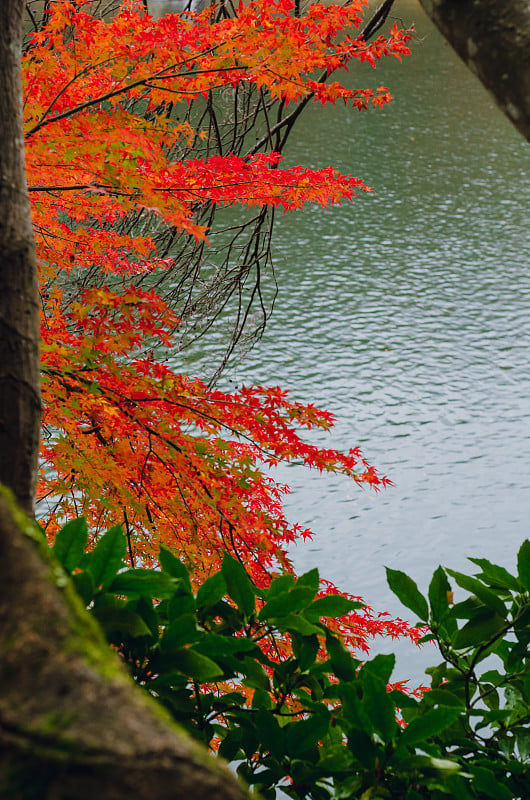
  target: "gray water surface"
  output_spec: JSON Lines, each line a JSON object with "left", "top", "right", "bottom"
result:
{"left": 175, "top": 1, "right": 530, "bottom": 679}
{"left": 221, "top": 2, "right": 529, "bottom": 676}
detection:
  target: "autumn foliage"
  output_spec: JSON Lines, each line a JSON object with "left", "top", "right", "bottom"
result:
{"left": 25, "top": 0, "right": 416, "bottom": 650}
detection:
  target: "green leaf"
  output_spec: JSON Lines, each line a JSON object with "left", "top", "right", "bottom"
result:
{"left": 517, "top": 540, "right": 530, "bottom": 591}
{"left": 285, "top": 708, "right": 330, "bottom": 756}
{"left": 203, "top": 599, "right": 242, "bottom": 634}
{"left": 159, "top": 546, "right": 192, "bottom": 592}
{"left": 480, "top": 669, "right": 504, "bottom": 684}
{"left": 253, "top": 709, "right": 285, "bottom": 759}
{"left": 362, "top": 653, "right": 395, "bottom": 685}
{"left": 394, "top": 754, "right": 462, "bottom": 775}
{"left": 362, "top": 672, "right": 397, "bottom": 742}
{"left": 212, "top": 691, "right": 247, "bottom": 708}
{"left": 71, "top": 570, "right": 95, "bottom": 605}
{"left": 52, "top": 517, "right": 88, "bottom": 572}
{"left": 108, "top": 568, "right": 178, "bottom": 598}
{"left": 196, "top": 571, "right": 226, "bottom": 609}
{"left": 168, "top": 592, "right": 195, "bottom": 621}
{"left": 87, "top": 526, "right": 126, "bottom": 590}
{"left": 399, "top": 707, "right": 461, "bottom": 748}
{"left": 505, "top": 684, "right": 525, "bottom": 711}
{"left": 306, "top": 594, "right": 362, "bottom": 621}
{"left": 516, "top": 729, "right": 530, "bottom": 760}
{"left": 524, "top": 671, "right": 530, "bottom": 702}
{"left": 317, "top": 743, "right": 353, "bottom": 773}
{"left": 194, "top": 633, "right": 259, "bottom": 660}
{"left": 326, "top": 633, "right": 356, "bottom": 681}
{"left": 506, "top": 639, "right": 530, "bottom": 670}
{"left": 161, "top": 614, "right": 200, "bottom": 650}
{"left": 468, "top": 557, "right": 521, "bottom": 593}
{"left": 446, "top": 568, "right": 507, "bottom": 616}
{"left": 241, "top": 658, "right": 271, "bottom": 691}
{"left": 295, "top": 567, "right": 320, "bottom": 594}
{"left": 291, "top": 633, "right": 319, "bottom": 671}
{"left": 218, "top": 730, "right": 243, "bottom": 762}
{"left": 453, "top": 609, "right": 506, "bottom": 650}
{"left": 300, "top": 674, "right": 324, "bottom": 702}
{"left": 423, "top": 688, "right": 464, "bottom": 708}
{"left": 251, "top": 688, "right": 272, "bottom": 710}
{"left": 481, "top": 686, "right": 500, "bottom": 710}
{"left": 347, "top": 728, "right": 379, "bottom": 768}
{"left": 265, "top": 574, "right": 295, "bottom": 599}
{"left": 428, "top": 566, "right": 452, "bottom": 623}
{"left": 513, "top": 603, "right": 530, "bottom": 630}
{"left": 236, "top": 718, "right": 260, "bottom": 759}
{"left": 386, "top": 567, "right": 429, "bottom": 621}
{"left": 276, "top": 612, "right": 323, "bottom": 636}
{"left": 417, "top": 633, "right": 436, "bottom": 644}
{"left": 340, "top": 683, "right": 372, "bottom": 732}
{"left": 470, "top": 766, "right": 512, "bottom": 800}
{"left": 92, "top": 606, "right": 152, "bottom": 639}
{"left": 259, "top": 586, "right": 317, "bottom": 620}
{"left": 222, "top": 553, "right": 256, "bottom": 618}
{"left": 449, "top": 596, "right": 484, "bottom": 620}
{"left": 425, "top": 662, "right": 446, "bottom": 689}
{"left": 171, "top": 647, "right": 223, "bottom": 681}
{"left": 134, "top": 596, "right": 159, "bottom": 641}
{"left": 388, "top": 689, "right": 418, "bottom": 709}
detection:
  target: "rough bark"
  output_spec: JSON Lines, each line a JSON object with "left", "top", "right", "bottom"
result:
{"left": 0, "top": 0, "right": 41, "bottom": 515}
{"left": 0, "top": 488, "right": 249, "bottom": 800}
{"left": 0, "top": 5, "right": 247, "bottom": 797}
{"left": 419, "top": 0, "right": 530, "bottom": 142}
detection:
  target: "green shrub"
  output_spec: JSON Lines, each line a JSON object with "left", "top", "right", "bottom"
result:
{"left": 49, "top": 518, "right": 530, "bottom": 799}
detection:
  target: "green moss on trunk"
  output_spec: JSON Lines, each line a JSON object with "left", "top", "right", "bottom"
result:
{"left": 0, "top": 487, "right": 248, "bottom": 800}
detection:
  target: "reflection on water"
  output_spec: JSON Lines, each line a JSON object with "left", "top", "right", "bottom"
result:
{"left": 166, "top": 0, "right": 530, "bottom": 678}
{"left": 148, "top": 0, "right": 206, "bottom": 14}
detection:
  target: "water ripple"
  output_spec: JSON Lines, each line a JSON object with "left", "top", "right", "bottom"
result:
{"left": 183, "top": 3, "right": 530, "bottom": 679}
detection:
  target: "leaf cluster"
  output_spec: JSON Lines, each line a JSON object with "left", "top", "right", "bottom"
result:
{"left": 50, "top": 518, "right": 530, "bottom": 799}
{"left": 29, "top": 0, "right": 405, "bottom": 568}
{"left": 387, "top": 544, "right": 530, "bottom": 799}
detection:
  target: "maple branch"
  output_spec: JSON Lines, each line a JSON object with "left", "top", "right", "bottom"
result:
{"left": 360, "top": 0, "right": 397, "bottom": 41}
{"left": 207, "top": 90, "right": 223, "bottom": 156}
{"left": 28, "top": 179, "right": 342, "bottom": 200}
{"left": 143, "top": 80, "right": 241, "bottom": 96}
{"left": 123, "top": 506, "right": 135, "bottom": 567}
{"left": 149, "top": 448, "right": 201, "bottom": 535}
{"left": 28, "top": 184, "right": 118, "bottom": 192}
{"left": 29, "top": 58, "right": 117, "bottom": 133}
{"left": 208, "top": 205, "right": 270, "bottom": 381}
{"left": 41, "top": 365, "right": 295, "bottom": 577}
{"left": 247, "top": 0, "right": 399, "bottom": 157}
{"left": 220, "top": 518, "right": 275, "bottom": 584}
{"left": 24, "top": 2, "right": 39, "bottom": 31}
{"left": 25, "top": 74, "right": 162, "bottom": 137}
{"left": 24, "top": 45, "right": 228, "bottom": 138}
{"left": 149, "top": 65, "right": 247, "bottom": 79}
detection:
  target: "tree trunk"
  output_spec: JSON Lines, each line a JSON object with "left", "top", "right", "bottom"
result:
{"left": 0, "top": 5, "right": 247, "bottom": 798}
{"left": 0, "top": 0, "right": 41, "bottom": 515}
{"left": 0, "top": 488, "right": 248, "bottom": 800}
{"left": 419, "top": 0, "right": 530, "bottom": 142}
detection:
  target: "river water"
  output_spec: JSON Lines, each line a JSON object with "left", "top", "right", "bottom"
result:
{"left": 166, "top": 0, "right": 530, "bottom": 679}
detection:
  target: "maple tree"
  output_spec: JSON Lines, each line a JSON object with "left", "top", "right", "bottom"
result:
{"left": 3, "top": 1, "right": 530, "bottom": 797}
{"left": 28, "top": 0, "right": 401, "bottom": 372}
{"left": 25, "top": 0, "right": 416, "bottom": 652}
{"left": 0, "top": 2, "right": 420, "bottom": 794}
